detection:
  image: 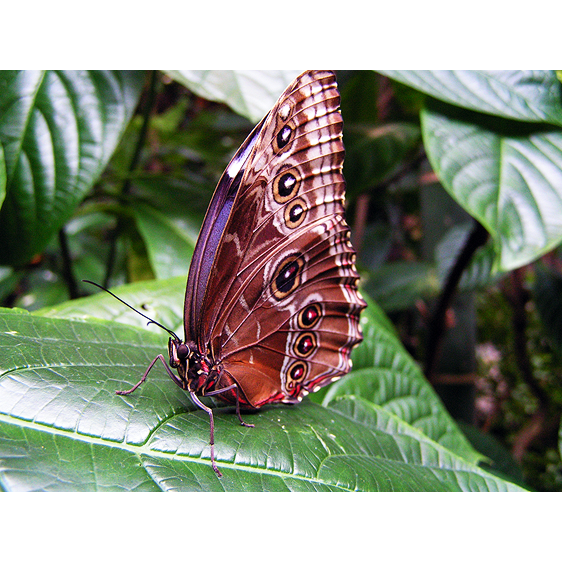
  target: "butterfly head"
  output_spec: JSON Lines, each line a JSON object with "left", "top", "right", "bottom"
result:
{"left": 168, "top": 337, "right": 215, "bottom": 393}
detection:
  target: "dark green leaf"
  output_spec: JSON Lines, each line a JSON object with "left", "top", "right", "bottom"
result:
{"left": 37, "top": 277, "right": 186, "bottom": 337}
{"left": 559, "top": 419, "right": 562, "bottom": 463}
{"left": 356, "top": 221, "right": 393, "bottom": 271}
{"left": 458, "top": 421, "right": 526, "bottom": 487}
{"left": 363, "top": 261, "right": 437, "bottom": 312}
{"left": 339, "top": 70, "right": 382, "bottom": 124}
{"left": 12, "top": 270, "right": 68, "bottom": 311}
{"left": 345, "top": 123, "right": 421, "bottom": 195}
{"left": 132, "top": 174, "right": 212, "bottom": 218}
{"left": 0, "top": 143, "right": 5, "bottom": 207}
{"left": 0, "top": 70, "right": 146, "bottom": 266}
{"left": 341, "top": 295, "right": 481, "bottom": 462}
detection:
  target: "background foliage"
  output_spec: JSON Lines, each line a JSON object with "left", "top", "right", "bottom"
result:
{"left": 1, "top": 70, "right": 561, "bottom": 491}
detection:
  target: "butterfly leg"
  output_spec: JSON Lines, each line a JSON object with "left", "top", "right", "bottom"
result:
{"left": 189, "top": 391, "right": 222, "bottom": 477}
{"left": 116, "top": 354, "right": 181, "bottom": 395}
{"left": 205, "top": 384, "right": 255, "bottom": 428}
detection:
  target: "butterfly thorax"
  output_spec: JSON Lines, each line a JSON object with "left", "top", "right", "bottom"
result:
{"left": 167, "top": 337, "right": 219, "bottom": 394}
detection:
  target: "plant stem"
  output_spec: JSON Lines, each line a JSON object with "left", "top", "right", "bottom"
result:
{"left": 103, "top": 70, "right": 158, "bottom": 287}
{"left": 58, "top": 227, "right": 79, "bottom": 299}
{"left": 425, "top": 220, "right": 489, "bottom": 381}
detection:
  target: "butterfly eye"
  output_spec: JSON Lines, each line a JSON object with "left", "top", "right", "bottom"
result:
{"left": 176, "top": 343, "right": 189, "bottom": 361}
{"left": 284, "top": 198, "right": 307, "bottom": 228}
{"left": 277, "top": 173, "right": 297, "bottom": 198}
{"left": 294, "top": 332, "right": 317, "bottom": 358}
{"left": 285, "top": 360, "right": 308, "bottom": 391}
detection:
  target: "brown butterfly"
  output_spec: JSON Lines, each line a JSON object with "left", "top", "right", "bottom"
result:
{"left": 99, "top": 70, "right": 366, "bottom": 476}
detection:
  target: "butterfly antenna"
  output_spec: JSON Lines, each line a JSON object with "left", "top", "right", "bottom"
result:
{"left": 82, "top": 280, "right": 181, "bottom": 341}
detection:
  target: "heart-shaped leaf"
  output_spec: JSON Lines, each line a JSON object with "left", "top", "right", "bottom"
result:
{"left": 377, "top": 71, "right": 562, "bottom": 272}
{"left": 0, "top": 70, "right": 146, "bottom": 266}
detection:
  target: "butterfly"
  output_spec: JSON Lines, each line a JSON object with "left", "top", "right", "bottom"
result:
{"left": 103, "top": 70, "right": 366, "bottom": 476}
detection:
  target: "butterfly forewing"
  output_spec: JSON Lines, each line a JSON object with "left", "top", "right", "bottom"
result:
{"left": 183, "top": 119, "right": 266, "bottom": 343}
{"left": 184, "top": 70, "right": 366, "bottom": 407}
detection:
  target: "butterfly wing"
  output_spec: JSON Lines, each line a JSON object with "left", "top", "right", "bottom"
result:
{"left": 183, "top": 116, "right": 266, "bottom": 342}
{"left": 186, "top": 70, "right": 365, "bottom": 407}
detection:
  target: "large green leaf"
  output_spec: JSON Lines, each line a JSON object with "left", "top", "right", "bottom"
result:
{"left": 362, "top": 261, "right": 437, "bottom": 312}
{"left": 0, "top": 282, "right": 524, "bottom": 491}
{"left": 165, "top": 70, "right": 303, "bottom": 123}
{"left": 39, "top": 283, "right": 480, "bottom": 464}
{"left": 0, "top": 70, "right": 146, "bottom": 266}
{"left": 380, "top": 70, "right": 562, "bottom": 124}
{"left": 327, "top": 297, "right": 483, "bottom": 462}
{"left": 421, "top": 101, "right": 562, "bottom": 271}
{"left": 38, "top": 277, "right": 186, "bottom": 337}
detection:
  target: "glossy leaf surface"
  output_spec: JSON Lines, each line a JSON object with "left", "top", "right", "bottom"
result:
{"left": 381, "top": 70, "right": 562, "bottom": 124}
{"left": 378, "top": 71, "right": 562, "bottom": 272}
{"left": 422, "top": 102, "right": 562, "bottom": 271}
{"left": 0, "top": 70, "right": 146, "bottom": 265}
{"left": 0, "top": 283, "right": 524, "bottom": 491}
{"left": 329, "top": 298, "right": 482, "bottom": 463}
{"left": 132, "top": 203, "right": 197, "bottom": 279}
